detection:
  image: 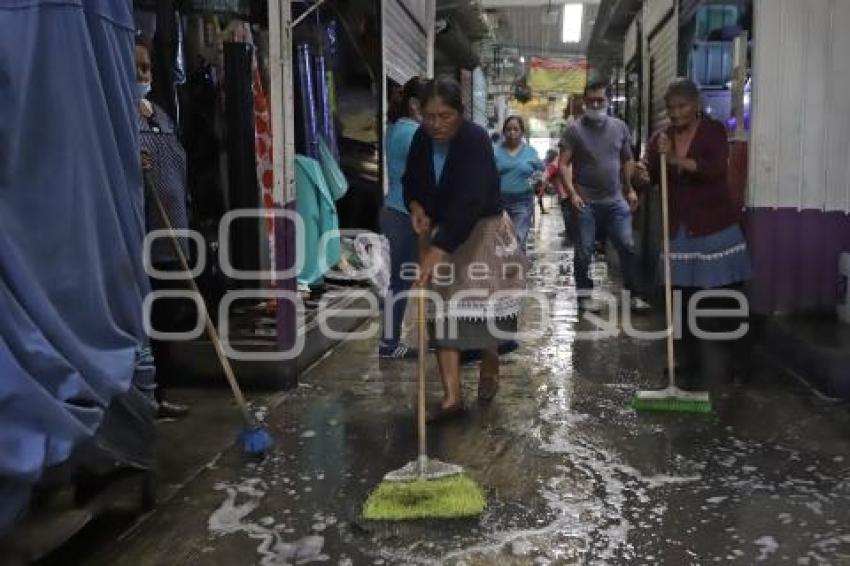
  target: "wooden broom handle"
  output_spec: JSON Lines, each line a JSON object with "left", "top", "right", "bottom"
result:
{"left": 143, "top": 172, "right": 252, "bottom": 423}
{"left": 416, "top": 232, "right": 431, "bottom": 460}
{"left": 659, "top": 154, "right": 676, "bottom": 386}
{"left": 417, "top": 287, "right": 427, "bottom": 459}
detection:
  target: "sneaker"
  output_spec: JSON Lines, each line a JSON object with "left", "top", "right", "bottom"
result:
{"left": 378, "top": 342, "right": 417, "bottom": 359}
{"left": 579, "top": 297, "right": 604, "bottom": 313}
{"left": 630, "top": 297, "right": 652, "bottom": 312}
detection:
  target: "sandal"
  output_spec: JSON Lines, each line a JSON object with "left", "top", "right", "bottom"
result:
{"left": 426, "top": 402, "right": 467, "bottom": 423}
{"left": 477, "top": 375, "right": 499, "bottom": 402}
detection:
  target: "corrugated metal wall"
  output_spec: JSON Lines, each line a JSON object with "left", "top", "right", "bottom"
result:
{"left": 645, "top": 0, "right": 676, "bottom": 32}
{"left": 679, "top": 0, "right": 702, "bottom": 22}
{"left": 384, "top": 0, "right": 433, "bottom": 84}
{"left": 746, "top": 0, "right": 850, "bottom": 314}
{"left": 623, "top": 18, "right": 639, "bottom": 65}
{"left": 749, "top": 0, "right": 850, "bottom": 213}
{"left": 647, "top": 8, "right": 677, "bottom": 130}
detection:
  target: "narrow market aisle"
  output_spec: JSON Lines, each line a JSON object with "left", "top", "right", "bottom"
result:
{"left": 74, "top": 208, "right": 850, "bottom": 565}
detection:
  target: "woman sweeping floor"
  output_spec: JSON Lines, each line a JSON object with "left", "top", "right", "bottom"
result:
{"left": 403, "top": 78, "right": 526, "bottom": 421}
{"left": 639, "top": 77, "right": 752, "bottom": 387}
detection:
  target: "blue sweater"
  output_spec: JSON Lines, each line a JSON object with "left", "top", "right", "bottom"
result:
{"left": 494, "top": 142, "right": 544, "bottom": 195}
{"left": 384, "top": 118, "right": 420, "bottom": 213}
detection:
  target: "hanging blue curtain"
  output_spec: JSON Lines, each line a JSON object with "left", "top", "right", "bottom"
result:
{"left": 0, "top": 0, "right": 154, "bottom": 533}
{"left": 297, "top": 43, "right": 320, "bottom": 159}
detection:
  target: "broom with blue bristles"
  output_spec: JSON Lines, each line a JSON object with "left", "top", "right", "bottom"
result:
{"left": 144, "top": 171, "right": 272, "bottom": 455}
{"left": 632, "top": 154, "right": 712, "bottom": 414}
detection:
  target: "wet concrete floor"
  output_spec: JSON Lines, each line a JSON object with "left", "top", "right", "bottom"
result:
{"left": 69, "top": 207, "right": 850, "bottom": 565}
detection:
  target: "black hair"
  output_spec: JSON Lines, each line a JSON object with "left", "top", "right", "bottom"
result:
{"left": 583, "top": 79, "right": 611, "bottom": 99}
{"left": 421, "top": 76, "right": 464, "bottom": 114}
{"left": 135, "top": 33, "right": 153, "bottom": 53}
{"left": 664, "top": 77, "right": 701, "bottom": 103}
{"left": 389, "top": 77, "right": 425, "bottom": 122}
{"left": 502, "top": 115, "right": 526, "bottom": 135}
{"left": 400, "top": 77, "right": 424, "bottom": 118}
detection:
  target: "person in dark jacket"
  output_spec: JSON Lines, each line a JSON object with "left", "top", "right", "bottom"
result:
{"left": 403, "top": 78, "right": 526, "bottom": 421}
{"left": 638, "top": 77, "right": 752, "bottom": 386}
{"left": 136, "top": 34, "right": 191, "bottom": 419}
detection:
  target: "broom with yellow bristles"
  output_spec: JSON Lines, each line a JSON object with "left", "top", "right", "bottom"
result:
{"left": 362, "top": 281, "right": 485, "bottom": 520}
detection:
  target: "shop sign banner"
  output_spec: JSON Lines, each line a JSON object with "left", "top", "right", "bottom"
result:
{"left": 527, "top": 57, "right": 587, "bottom": 95}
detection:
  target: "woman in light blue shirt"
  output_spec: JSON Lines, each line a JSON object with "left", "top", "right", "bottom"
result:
{"left": 493, "top": 116, "right": 543, "bottom": 251}
{"left": 379, "top": 77, "right": 424, "bottom": 358}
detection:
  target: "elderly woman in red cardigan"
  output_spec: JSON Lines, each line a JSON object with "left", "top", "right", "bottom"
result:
{"left": 639, "top": 78, "right": 752, "bottom": 387}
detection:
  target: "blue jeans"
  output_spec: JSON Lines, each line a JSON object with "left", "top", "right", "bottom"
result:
{"left": 574, "top": 199, "right": 638, "bottom": 293}
{"left": 560, "top": 197, "right": 572, "bottom": 237}
{"left": 501, "top": 192, "right": 534, "bottom": 252}
{"left": 380, "top": 207, "right": 418, "bottom": 346}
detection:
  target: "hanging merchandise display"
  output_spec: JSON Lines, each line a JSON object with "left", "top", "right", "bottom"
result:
{"left": 318, "top": 137, "right": 348, "bottom": 201}
{"left": 224, "top": 41, "right": 262, "bottom": 277}
{"left": 1, "top": 0, "right": 155, "bottom": 533}
{"left": 315, "top": 53, "right": 332, "bottom": 146}
{"left": 295, "top": 156, "right": 342, "bottom": 287}
{"left": 323, "top": 21, "right": 340, "bottom": 156}
{"left": 184, "top": 0, "right": 252, "bottom": 18}
{"left": 297, "top": 43, "right": 321, "bottom": 159}
{"left": 225, "top": 21, "right": 276, "bottom": 270}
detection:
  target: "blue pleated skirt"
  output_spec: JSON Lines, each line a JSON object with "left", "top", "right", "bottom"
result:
{"left": 662, "top": 224, "right": 752, "bottom": 288}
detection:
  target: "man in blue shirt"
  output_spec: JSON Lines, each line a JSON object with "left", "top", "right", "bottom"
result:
{"left": 559, "top": 80, "right": 650, "bottom": 313}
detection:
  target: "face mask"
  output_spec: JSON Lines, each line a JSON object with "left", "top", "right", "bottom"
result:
{"left": 136, "top": 81, "right": 152, "bottom": 99}
{"left": 585, "top": 107, "right": 608, "bottom": 123}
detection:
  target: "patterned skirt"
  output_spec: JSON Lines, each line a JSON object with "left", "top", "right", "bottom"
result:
{"left": 665, "top": 224, "right": 752, "bottom": 288}
{"left": 427, "top": 213, "right": 527, "bottom": 350}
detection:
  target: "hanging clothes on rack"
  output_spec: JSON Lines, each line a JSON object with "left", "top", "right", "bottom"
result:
{"left": 1, "top": 0, "right": 154, "bottom": 533}
{"left": 295, "top": 156, "right": 341, "bottom": 287}
{"left": 225, "top": 21, "right": 276, "bottom": 271}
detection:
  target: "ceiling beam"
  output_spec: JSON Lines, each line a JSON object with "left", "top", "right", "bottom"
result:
{"left": 480, "top": 0, "right": 600, "bottom": 7}
{"left": 484, "top": 43, "right": 586, "bottom": 57}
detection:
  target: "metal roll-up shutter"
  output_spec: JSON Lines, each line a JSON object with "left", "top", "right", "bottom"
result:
{"left": 384, "top": 0, "right": 431, "bottom": 84}
{"left": 679, "top": 0, "right": 701, "bottom": 23}
{"left": 648, "top": 14, "right": 677, "bottom": 129}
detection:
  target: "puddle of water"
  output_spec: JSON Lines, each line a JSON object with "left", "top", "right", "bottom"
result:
{"left": 208, "top": 478, "right": 331, "bottom": 565}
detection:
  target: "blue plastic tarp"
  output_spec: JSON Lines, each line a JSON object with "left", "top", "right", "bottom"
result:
{"left": 0, "top": 0, "right": 154, "bottom": 532}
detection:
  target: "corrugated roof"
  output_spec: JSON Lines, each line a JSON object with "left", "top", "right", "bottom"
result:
{"left": 482, "top": 0, "right": 600, "bottom": 58}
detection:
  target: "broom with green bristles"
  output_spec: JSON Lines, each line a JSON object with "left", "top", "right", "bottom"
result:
{"left": 362, "top": 285, "right": 485, "bottom": 520}
{"left": 632, "top": 153, "right": 712, "bottom": 414}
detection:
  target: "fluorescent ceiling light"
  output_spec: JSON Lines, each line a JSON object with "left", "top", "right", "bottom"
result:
{"left": 562, "top": 3, "right": 583, "bottom": 43}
